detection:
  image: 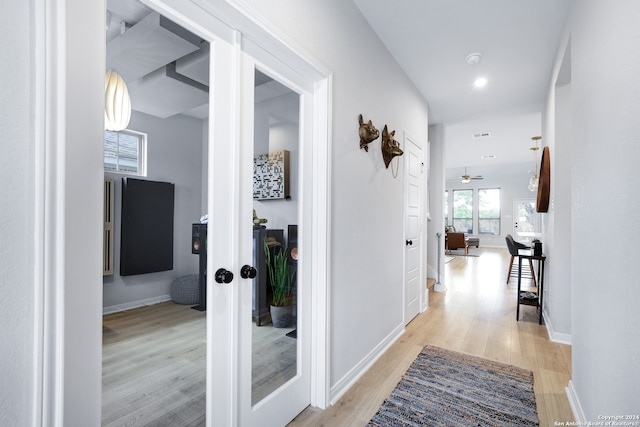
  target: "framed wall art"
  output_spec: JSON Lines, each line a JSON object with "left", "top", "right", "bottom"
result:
{"left": 253, "top": 150, "right": 290, "bottom": 200}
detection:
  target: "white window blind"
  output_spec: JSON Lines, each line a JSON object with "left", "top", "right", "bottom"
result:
{"left": 104, "top": 129, "right": 146, "bottom": 175}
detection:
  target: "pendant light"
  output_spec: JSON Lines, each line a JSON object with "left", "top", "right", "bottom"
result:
{"left": 104, "top": 70, "right": 131, "bottom": 131}
{"left": 528, "top": 136, "right": 541, "bottom": 191}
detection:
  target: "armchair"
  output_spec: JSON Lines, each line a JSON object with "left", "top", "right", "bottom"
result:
{"left": 446, "top": 231, "right": 468, "bottom": 255}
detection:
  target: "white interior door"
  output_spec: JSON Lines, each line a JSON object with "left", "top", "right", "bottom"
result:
{"left": 404, "top": 134, "right": 424, "bottom": 324}
{"left": 137, "top": 2, "right": 331, "bottom": 424}
{"left": 206, "top": 35, "right": 314, "bottom": 425}
{"left": 513, "top": 198, "right": 541, "bottom": 243}
{"left": 236, "top": 53, "right": 311, "bottom": 426}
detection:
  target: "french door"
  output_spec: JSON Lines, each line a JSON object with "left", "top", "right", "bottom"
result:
{"left": 203, "top": 27, "right": 323, "bottom": 426}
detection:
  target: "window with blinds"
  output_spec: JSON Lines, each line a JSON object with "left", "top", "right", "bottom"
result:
{"left": 104, "top": 129, "right": 147, "bottom": 175}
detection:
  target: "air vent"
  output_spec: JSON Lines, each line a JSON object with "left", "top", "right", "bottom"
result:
{"left": 481, "top": 154, "right": 497, "bottom": 160}
{"left": 472, "top": 132, "right": 491, "bottom": 139}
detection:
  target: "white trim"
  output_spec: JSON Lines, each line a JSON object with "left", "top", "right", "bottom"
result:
{"left": 39, "top": 0, "right": 68, "bottom": 424}
{"left": 543, "top": 309, "right": 572, "bottom": 345}
{"left": 310, "top": 73, "right": 333, "bottom": 409}
{"left": 102, "top": 295, "right": 173, "bottom": 315}
{"left": 329, "top": 324, "right": 404, "bottom": 405}
{"left": 566, "top": 380, "right": 586, "bottom": 423}
{"left": 33, "top": 0, "right": 46, "bottom": 423}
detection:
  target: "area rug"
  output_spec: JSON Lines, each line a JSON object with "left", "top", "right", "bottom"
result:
{"left": 367, "top": 345, "right": 539, "bottom": 426}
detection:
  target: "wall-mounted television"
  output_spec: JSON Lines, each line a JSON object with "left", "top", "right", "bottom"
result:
{"left": 120, "top": 177, "right": 175, "bottom": 276}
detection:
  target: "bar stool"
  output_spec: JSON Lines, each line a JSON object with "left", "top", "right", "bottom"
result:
{"left": 505, "top": 234, "right": 536, "bottom": 287}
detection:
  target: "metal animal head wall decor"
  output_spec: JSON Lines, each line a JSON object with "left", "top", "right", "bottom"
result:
{"left": 358, "top": 114, "right": 379, "bottom": 152}
{"left": 381, "top": 125, "right": 403, "bottom": 168}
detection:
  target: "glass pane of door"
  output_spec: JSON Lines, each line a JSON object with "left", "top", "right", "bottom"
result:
{"left": 250, "top": 69, "right": 300, "bottom": 404}
{"left": 513, "top": 199, "right": 541, "bottom": 243}
{"left": 236, "top": 51, "right": 311, "bottom": 427}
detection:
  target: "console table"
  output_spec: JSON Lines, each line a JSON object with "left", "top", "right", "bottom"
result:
{"left": 516, "top": 253, "right": 546, "bottom": 325}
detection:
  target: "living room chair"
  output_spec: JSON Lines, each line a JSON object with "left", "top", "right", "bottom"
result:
{"left": 505, "top": 234, "right": 536, "bottom": 287}
{"left": 446, "top": 231, "right": 468, "bottom": 255}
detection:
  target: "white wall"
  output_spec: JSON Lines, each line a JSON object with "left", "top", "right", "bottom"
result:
{"left": 540, "top": 31, "right": 573, "bottom": 342}
{"left": 565, "top": 0, "right": 640, "bottom": 419}
{"left": 427, "top": 124, "right": 446, "bottom": 285}
{"left": 103, "top": 111, "right": 204, "bottom": 311}
{"left": 241, "top": 0, "right": 430, "bottom": 391}
{"left": 0, "top": 2, "right": 36, "bottom": 425}
{"left": 445, "top": 164, "right": 538, "bottom": 248}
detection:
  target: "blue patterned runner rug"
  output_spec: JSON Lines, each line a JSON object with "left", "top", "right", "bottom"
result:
{"left": 367, "top": 345, "right": 539, "bottom": 426}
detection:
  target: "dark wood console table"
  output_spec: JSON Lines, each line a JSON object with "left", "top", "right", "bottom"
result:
{"left": 516, "top": 253, "right": 546, "bottom": 325}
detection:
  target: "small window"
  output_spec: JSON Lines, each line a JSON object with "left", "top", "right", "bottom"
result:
{"left": 479, "top": 188, "right": 501, "bottom": 235}
{"left": 104, "top": 129, "right": 146, "bottom": 176}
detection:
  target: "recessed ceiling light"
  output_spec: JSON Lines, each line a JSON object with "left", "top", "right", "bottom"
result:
{"left": 474, "top": 77, "right": 488, "bottom": 88}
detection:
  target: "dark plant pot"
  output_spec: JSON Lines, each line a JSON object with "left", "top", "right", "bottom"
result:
{"left": 270, "top": 305, "right": 292, "bottom": 328}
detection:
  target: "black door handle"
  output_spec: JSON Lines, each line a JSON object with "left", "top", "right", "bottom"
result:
{"left": 406, "top": 240, "right": 413, "bottom": 246}
{"left": 240, "top": 265, "right": 257, "bottom": 279}
{"left": 214, "top": 268, "right": 234, "bottom": 284}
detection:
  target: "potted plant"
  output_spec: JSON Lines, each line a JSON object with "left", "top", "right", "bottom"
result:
{"left": 264, "top": 240, "right": 294, "bottom": 327}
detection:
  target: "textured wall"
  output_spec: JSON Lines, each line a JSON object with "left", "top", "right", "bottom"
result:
{"left": 569, "top": 0, "right": 640, "bottom": 419}
{"left": 0, "top": 1, "right": 36, "bottom": 425}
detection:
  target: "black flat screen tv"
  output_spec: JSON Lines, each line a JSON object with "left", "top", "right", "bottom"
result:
{"left": 120, "top": 177, "right": 175, "bottom": 276}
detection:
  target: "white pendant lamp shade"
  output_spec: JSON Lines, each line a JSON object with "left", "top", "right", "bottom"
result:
{"left": 105, "top": 70, "right": 131, "bottom": 131}
{"left": 528, "top": 136, "right": 541, "bottom": 192}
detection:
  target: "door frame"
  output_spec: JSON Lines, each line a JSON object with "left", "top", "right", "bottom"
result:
{"left": 37, "top": 0, "right": 332, "bottom": 424}
{"left": 513, "top": 198, "right": 540, "bottom": 243}
{"left": 402, "top": 132, "right": 427, "bottom": 323}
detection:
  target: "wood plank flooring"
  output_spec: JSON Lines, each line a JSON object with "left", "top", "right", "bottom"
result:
{"left": 103, "top": 248, "right": 574, "bottom": 426}
{"left": 288, "top": 248, "right": 574, "bottom": 427}
{"left": 102, "top": 303, "right": 207, "bottom": 427}
{"left": 102, "top": 302, "right": 297, "bottom": 426}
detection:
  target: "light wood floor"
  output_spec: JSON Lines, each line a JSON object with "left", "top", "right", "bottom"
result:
{"left": 102, "top": 303, "right": 296, "bottom": 426}
{"left": 289, "top": 248, "right": 574, "bottom": 427}
{"left": 102, "top": 248, "right": 574, "bottom": 426}
{"left": 102, "top": 303, "right": 207, "bottom": 426}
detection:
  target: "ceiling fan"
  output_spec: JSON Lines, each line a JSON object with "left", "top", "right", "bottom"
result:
{"left": 461, "top": 167, "right": 483, "bottom": 183}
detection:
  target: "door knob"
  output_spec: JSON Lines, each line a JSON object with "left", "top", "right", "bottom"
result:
{"left": 406, "top": 240, "right": 413, "bottom": 246}
{"left": 214, "top": 268, "right": 234, "bottom": 284}
{"left": 240, "top": 265, "right": 257, "bottom": 279}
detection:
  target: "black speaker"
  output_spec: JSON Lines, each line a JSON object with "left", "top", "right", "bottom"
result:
{"left": 192, "top": 223, "right": 206, "bottom": 254}
{"left": 287, "top": 224, "right": 298, "bottom": 264}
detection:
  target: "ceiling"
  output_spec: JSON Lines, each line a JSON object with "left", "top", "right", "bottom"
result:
{"left": 107, "top": 0, "right": 570, "bottom": 182}
{"left": 353, "top": 0, "right": 570, "bottom": 180}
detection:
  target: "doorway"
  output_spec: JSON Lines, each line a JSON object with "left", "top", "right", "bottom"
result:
{"left": 403, "top": 133, "right": 426, "bottom": 324}
{"left": 513, "top": 198, "right": 541, "bottom": 243}
{"left": 100, "top": 0, "right": 331, "bottom": 425}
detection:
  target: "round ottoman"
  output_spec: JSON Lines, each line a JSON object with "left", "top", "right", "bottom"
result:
{"left": 170, "top": 274, "right": 199, "bottom": 305}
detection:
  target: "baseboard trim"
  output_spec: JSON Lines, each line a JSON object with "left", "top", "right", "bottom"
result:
{"left": 566, "top": 380, "right": 586, "bottom": 422}
{"left": 103, "top": 294, "right": 172, "bottom": 315}
{"left": 329, "top": 323, "right": 405, "bottom": 405}
{"left": 543, "top": 310, "right": 572, "bottom": 345}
